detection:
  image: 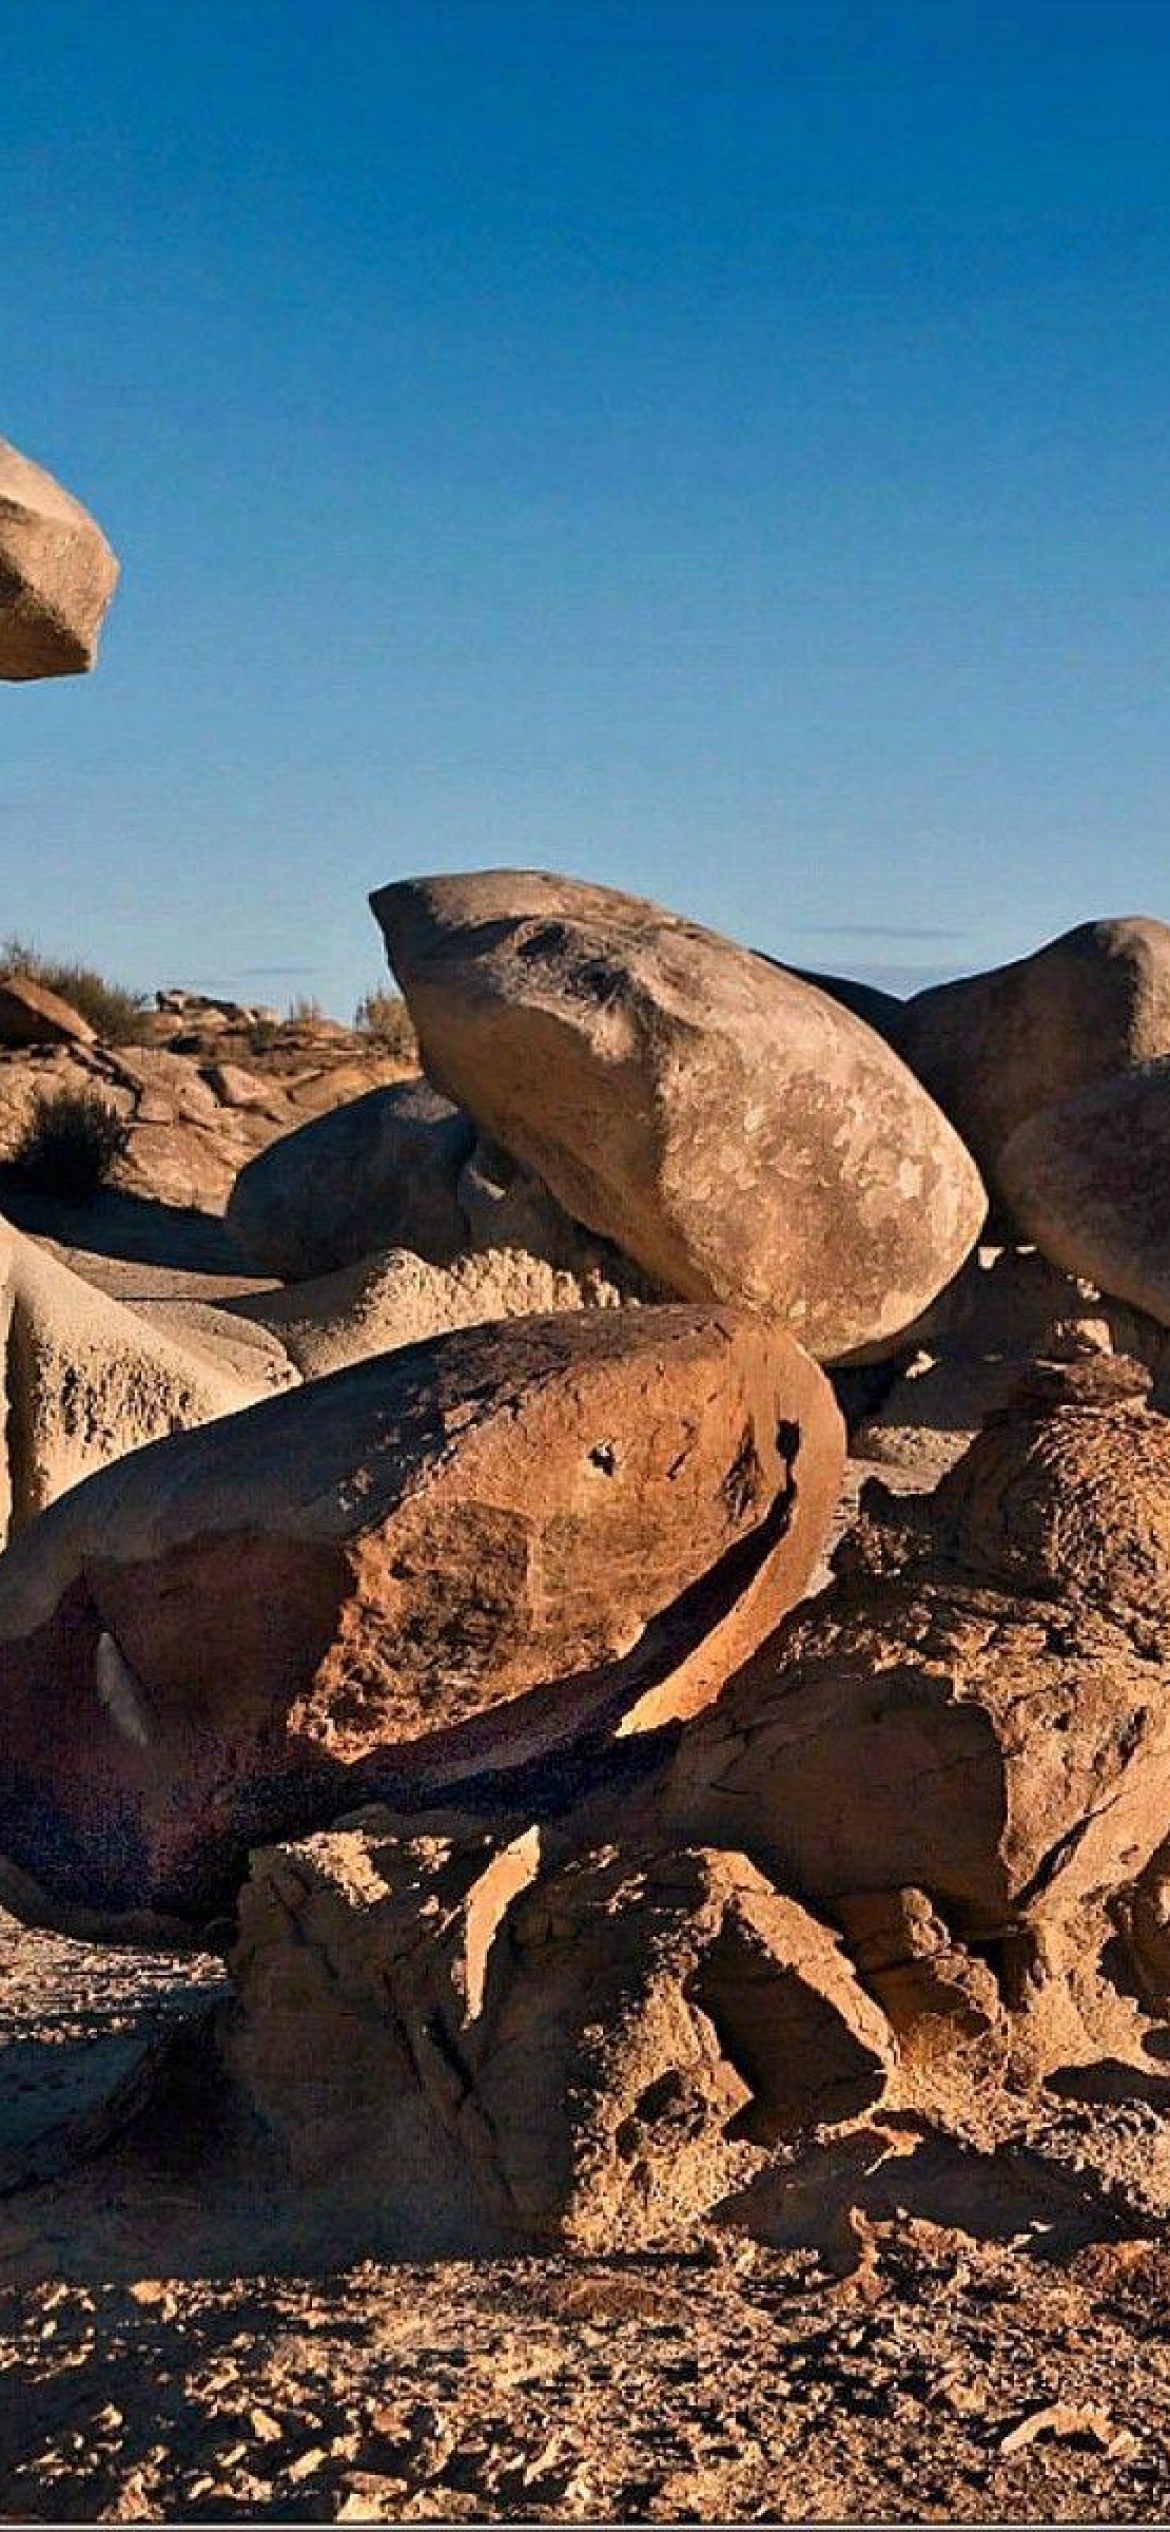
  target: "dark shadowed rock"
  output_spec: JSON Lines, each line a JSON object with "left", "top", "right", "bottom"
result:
{"left": 999, "top": 1057, "right": 1170, "bottom": 1328}
{"left": 897, "top": 918, "right": 1170, "bottom": 1203}
{"left": 0, "top": 1304, "right": 843, "bottom": 1930}
{"left": 0, "top": 435, "right": 119, "bottom": 679}
{"left": 226, "top": 1078, "right": 474, "bottom": 1279}
{"left": 0, "top": 976, "right": 95, "bottom": 1048}
{"left": 371, "top": 869, "right": 985, "bottom": 1360}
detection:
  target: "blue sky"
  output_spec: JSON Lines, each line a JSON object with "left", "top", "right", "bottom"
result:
{"left": 4, "top": 0, "right": 1170, "bottom": 1019}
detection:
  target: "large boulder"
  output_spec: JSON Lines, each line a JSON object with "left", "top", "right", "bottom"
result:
{"left": 666, "top": 1360, "right": 1170, "bottom": 1931}
{"left": 0, "top": 1305, "right": 843, "bottom": 1930}
{"left": 217, "top": 1818, "right": 892, "bottom": 2254}
{"left": 897, "top": 918, "right": 1170, "bottom": 1202}
{"left": 371, "top": 869, "right": 986, "bottom": 1360}
{"left": 0, "top": 1212, "right": 276, "bottom": 1546}
{"left": 226, "top": 1078, "right": 473, "bottom": 1279}
{"left": 0, "top": 435, "right": 119, "bottom": 679}
{"left": 998, "top": 1058, "right": 1170, "bottom": 1329}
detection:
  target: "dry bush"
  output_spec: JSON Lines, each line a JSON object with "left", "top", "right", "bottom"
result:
{"left": 353, "top": 986, "right": 417, "bottom": 1059}
{"left": 13, "top": 1086, "right": 131, "bottom": 1203}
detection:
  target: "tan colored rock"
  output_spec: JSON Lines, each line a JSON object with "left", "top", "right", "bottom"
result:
{"left": 371, "top": 869, "right": 986, "bottom": 1359}
{"left": 999, "top": 1058, "right": 1170, "bottom": 1328}
{"left": 0, "top": 976, "right": 95, "bottom": 1048}
{"left": 228, "top": 1241, "right": 641, "bottom": 1380}
{"left": 897, "top": 918, "right": 1170, "bottom": 1203}
{"left": 218, "top": 1819, "right": 890, "bottom": 2252}
{"left": 666, "top": 1361, "right": 1170, "bottom": 1929}
{"left": 853, "top": 1246, "right": 1165, "bottom": 1483}
{"left": 0, "top": 1305, "right": 843, "bottom": 1929}
{"left": 226, "top": 1079, "right": 473, "bottom": 1278}
{"left": 0, "top": 435, "right": 119, "bottom": 678}
{"left": 0, "top": 1212, "right": 268, "bottom": 1546}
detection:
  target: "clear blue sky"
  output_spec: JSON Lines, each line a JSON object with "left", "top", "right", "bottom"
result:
{"left": 5, "top": 0, "right": 1170, "bottom": 1019}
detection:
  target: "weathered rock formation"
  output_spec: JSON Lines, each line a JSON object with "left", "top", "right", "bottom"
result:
{"left": 0, "top": 434, "right": 119, "bottom": 679}
{"left": 215, "top": 1820, "right": 892, "bottom": 2254}
{"left": 666, "top": 1358, "right": 1170, "bottom": 1934}
{"left": 898, "top": 918, "right": 1170, "bottom": 1205}
{"left": 999, "top": 1057, "right": 1170, "bottom": 1329}
{"left": 0, "top": 1213, "right": 273, "bottom": 1545}
{"left": 0, "top": 1305, "right": 843, "bottom": 1930}
{"left": 371, "top": 869, "right": 986, "bottom": 1359}
{"left": 227, "top": 1241, "right": 643, "bottom": 1380}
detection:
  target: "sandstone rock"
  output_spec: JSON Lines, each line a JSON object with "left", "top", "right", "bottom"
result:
{"left": 0, "top": 435, "right": 119, "bottom": 678}
{"left": 666, "top": 1361, "right": 1170, "bottom": 1931}
{"left": 897, "top": 918, "right": 1170, "bottom": 1202}
{"left": 0, "top": 1305, "right": 843, "bottom": 1928}
{"left": 371, "top": 869, "right": 986, "bottom": 1359}
{"left": 227, "top": 1242, "right": 641, "bottom": 1380}
{"left": 853, "top": 1246, "right": 1166, "bottom": 1483}
{"left": 217, "top": 1818, "right": 890, "bottom": 2252}
{"left": 0, "top": 1212, "right": 268, "bottom": 1546}
{"left": 998, "top": 1058, "right": 1170, "bottom": 1329}
{"left": 0, "top": 976, "right": 95, "bottom": 1049}
{"left": 226, "top": 1079, "right": 473, "bottom": 1278}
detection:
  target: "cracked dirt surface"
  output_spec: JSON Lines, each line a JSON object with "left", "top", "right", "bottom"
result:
{"left": 4, "top": 1911, "right": 1170, "bottom": 2522}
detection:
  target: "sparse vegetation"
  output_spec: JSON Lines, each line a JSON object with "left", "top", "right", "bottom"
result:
{"left": 0, "top": 936, "right": 150, "bottom": 1045}
{"left": 354, "top": 985, "right": 417, "bottom": 1058}
{"left": 286, "top": 993, "right": 324, "bottom": 1025}
{"left": 247, "top": 1016, "right": 281, "bottom": 1055}
{"left": 13, "top": 1085, "right": 131, "bottom": 1203}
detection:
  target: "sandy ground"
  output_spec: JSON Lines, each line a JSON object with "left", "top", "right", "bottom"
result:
{"left": 3, "top": 1913, "right": 1170, "bottom": 2524}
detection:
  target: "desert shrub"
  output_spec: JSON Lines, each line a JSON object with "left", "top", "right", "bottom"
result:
{"left": 0, "top": 935, "right": 150, "bottom": 1044}
{"left": 247, "top": 1016, "right": 280, "bottom": 1054}
{"left": 13, "top": 1086, "right": 131, "bottom": 1203}
{"left": 286, "top": 993, "right": 325, "bottom": 1025}
{"left": 353, "top": 986, "right": 417, "bottom": 1058}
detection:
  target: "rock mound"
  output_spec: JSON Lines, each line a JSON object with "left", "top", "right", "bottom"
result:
{"left": 371, "top": 868, "right": 986, "bottom": 1359}
{"left": 226, "top": 1079, "right": 474, "bottom": 1278}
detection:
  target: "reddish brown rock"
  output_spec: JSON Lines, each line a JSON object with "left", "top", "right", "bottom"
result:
{"left": 371, "top": 869, "right": 986, "bottom": 1360}
{"left": 666, "top": 1360, "right": 1170, "bottom": 1931}
{"left": 0, "top": 1304, "right": 843, "bottom": 1930}
{"left": 0, "top": 434, "right": 119, "bottom": 679}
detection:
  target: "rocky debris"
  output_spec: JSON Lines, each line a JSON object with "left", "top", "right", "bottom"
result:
{"left": 155, "top": 989, "right": 281, "bottom": 1029}
{"left": 0, "top": 434, "right": 119, "bottom": 679}
{"left": 852, "top": 1245, "right": 1168, "bottom": 1483}
{"left": 226, "top": 1241, "right": 644, "bottom": 1380}
{"left": 0, "top": 1305, "right": 843, "bottom": 1928}
{"left": 0, "top": 1212, "right": 275, "bottom": 1547}
{"left": 999, "top": 1057, "right": 1170, "bottom": 1330}
{"left": 897, "top": 917, "right": 1170, "bottom": 1207}
{"left": 217, "top": 1821, "right": 891, "bottom": 2253}
{"left": 0, "top": 1031, "right": 418, "bottom": 1218}
{"left": 665, "top": 1360, "right": 1170, "bottom": 1942}
{"left": 0, "top": 975, "right": 96, "bottom": 1049}
{"left": 371, "top": 868, "right": 986, "bottom": 1359}
{"left": 226, "top": 1079, "right": 474, "bottom": 1278}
